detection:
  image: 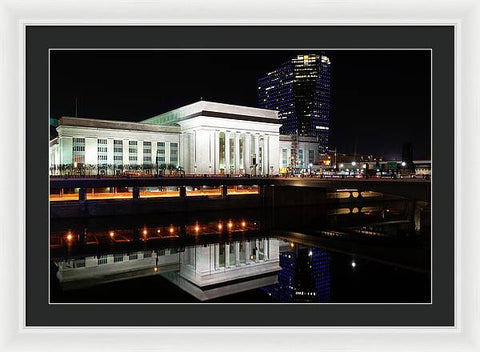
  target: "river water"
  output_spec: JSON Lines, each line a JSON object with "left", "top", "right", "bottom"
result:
{"left": 50, "top": 199, "right": 430, "bottom": 303}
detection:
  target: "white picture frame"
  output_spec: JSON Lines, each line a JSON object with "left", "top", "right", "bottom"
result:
{"left": 0, "top": 0, "right": 478, "bottom": 351}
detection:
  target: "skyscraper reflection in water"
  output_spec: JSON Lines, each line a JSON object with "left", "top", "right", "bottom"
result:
{"left": 261, "top": 242, "right": 331, "bottom": 303}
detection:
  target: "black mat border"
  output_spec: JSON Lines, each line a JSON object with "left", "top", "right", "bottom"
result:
{"left": 26, "top": 26, "right": 454, "bottom": 326}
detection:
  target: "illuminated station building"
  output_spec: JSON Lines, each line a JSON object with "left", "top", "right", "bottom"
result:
{"left": 257, "top": 54, "right": 332, "bottom": 156}
{"left": 49, "top": 100, "right": 320, "bottom": 175}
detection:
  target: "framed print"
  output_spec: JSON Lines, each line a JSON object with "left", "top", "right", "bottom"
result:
{"left": 26, "top": 25, "right": 451, "bottom": 326}
{"left": 0, "top": 0, "right": 479, "bottom": 351}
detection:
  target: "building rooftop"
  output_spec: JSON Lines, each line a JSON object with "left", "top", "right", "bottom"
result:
{"left": 57, "top": 116, "right": 180, "bottom": 133}
{"left": 141, "top": 100, "right": 280, "bottom": 126}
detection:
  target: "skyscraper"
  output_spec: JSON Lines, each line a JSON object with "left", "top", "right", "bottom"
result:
{"left": 258, "top": 54, "right": 331, "bottom": 155}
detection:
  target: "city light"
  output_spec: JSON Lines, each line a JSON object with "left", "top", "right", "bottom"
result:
{"left": 218, "top": 223, "right": 223, "bottom": 230}
{"left": 143, "top": 229, "right": 148, "bottom": 236}
{"left": 241, "top": 220, "right": 246, "bottom": 227}
{"left": 157, "top": 229, "right": 161, "bottom": 233}
{"left": 308, "top": 250, "right": 313, "bottom": 256}
{"left": 66, "top": 233, "right": 73, "bottom": 241}
{"left": 352, "top": 161, "right": 356, "bottom": 166}
{"left": 169, "top": 226, "right": 174, "bottom": 234}
{"left": 153, "top": 266, "right": 158, "bottom": 273}
{"left": 227, "top": 221, "right": 233, "bottom": 229}
{"left": 109, "top": 231, "right": 115, "bottom": 238}
{"left": 290, "top": 242, "right": 295, "bottom": 248}
{"left": 351, "top": 261, "right": 356, "bottom": 268}
{"left": 340, "top": 163, "right": 344, "bottom": 168}
{"left": 194, "top": 224, "right": 200, "bottom": 232}
{"left": 401, "top": 161, "right": 406, "bottom": 167}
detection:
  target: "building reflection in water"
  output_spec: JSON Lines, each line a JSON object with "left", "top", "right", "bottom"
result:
{"left": 54, "top": 237, "right": 284, "bottom": 301}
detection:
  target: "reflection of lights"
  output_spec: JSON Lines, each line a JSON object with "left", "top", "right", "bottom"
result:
{"left": 290, "top": 242, "right": 294, "bottom": 248}
{"left": 351, "top": 261, "right": 356, "bottom": 268}
{"left": 109, "top": 231, "right": 115, "bottom": 238}
{"left": 153, "top": 266, "right": 158, "bottom": 272}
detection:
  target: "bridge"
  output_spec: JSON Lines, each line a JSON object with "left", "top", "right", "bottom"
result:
{"left": 50, "top": 176, "right": 431, "bottom": 202}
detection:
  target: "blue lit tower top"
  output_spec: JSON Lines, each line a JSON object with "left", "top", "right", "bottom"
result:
{"left": 258, "top": 54, "right": 331, "bottom": 154}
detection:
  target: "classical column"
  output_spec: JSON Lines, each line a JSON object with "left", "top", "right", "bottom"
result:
{"left": 263, "top": 135, "right": 269, "bottom": 175}
{"left": 244, "top": 134, "right": 251, "bottom": 174}
{"left": 214, "top": 131, "right": 220, "bottom": 174}
{"left": 215, "top": 245, "right": 220, "bottom": 270}
{"left": 234, "top": 133, "right": 240, "bottom": 174}
{"left": 225, "top": 243, "right": 230, "bottom": 268}
{"left": 235, "top": 242, "right": 240, "bottom": 266}
{"left": 209, "top": 130, "right": 215, "bottom": 174}
{"left": 245, "top": 241, "right": 251, "bottom": 264}
{"left": 254, "top": 135, "right": 259, "bottom": 175}
{"left": 122, "top": 139, "right": 129, "bottom": 168}
{"left": 151, "top": 141, "right": 158, "bottom": 173}
{"left": 106, "top": 138, "right": 114, "bottom": 169}
{"left": 224, "top": 131, "right": 230, "bottom": 174}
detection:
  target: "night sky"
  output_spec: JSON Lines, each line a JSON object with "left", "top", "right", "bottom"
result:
{"left": 50, "top": 50, "right": 431, "bottom": 159}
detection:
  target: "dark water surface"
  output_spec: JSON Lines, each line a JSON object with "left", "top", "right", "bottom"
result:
{"left": 50, "top": 199, "right": 431, "bottom": 303}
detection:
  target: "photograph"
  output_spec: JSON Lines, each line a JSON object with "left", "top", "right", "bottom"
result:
{"left": 48, "top": 49, "right": 432, "bottom": 304}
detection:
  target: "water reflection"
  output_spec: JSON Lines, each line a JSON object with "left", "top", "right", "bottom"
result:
{"left": 50, "top": 199, "right": 430, "bottom": 303}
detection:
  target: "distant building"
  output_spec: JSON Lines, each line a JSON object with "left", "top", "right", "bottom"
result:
{"left": 257, "top": 54, "right": 332, "bottom": 155}
{"left": 49, "top": 101, "right": 320, "bottom": 176}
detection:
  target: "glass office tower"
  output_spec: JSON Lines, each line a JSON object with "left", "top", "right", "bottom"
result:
{"left": 258, "top": 54, "right": 331, "bottom": 155}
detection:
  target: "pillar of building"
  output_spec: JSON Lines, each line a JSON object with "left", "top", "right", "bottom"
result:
{"left": 209, "top": 130, "right": 215, "bottom": 174}
{"left": 215, "top": 245, "right": 220, "bottom": 270}
{"left": 234, "top": 242, "right": 240, "bottom": 266}
{"left": 84, "top": 137, "right": 97, "bottom": 166}
{"left": 234, "top": 133, "right": 240, "bottom": 174}
{"left": 122, "top": 139, "right": 129, "bottom": 168}
{"left": 254, "top": 135, "right": 259, "bottom": 175}
{"left": 244, "top": 134, "right": 251, "bottom": 174}
{"left": 224, "top": 131, "right": 230, "bottom": 174}
{"left": 151, "top": 141, "right": 158, "bottom": 172}
{"left": 214, "top": 131, "right": 220, "bottom": 174}
{"left": 137, "top": 141, "right": 143, "bottom": 168}
{"left": 245, "top": 241, "right": 251, "bottom": 264}
{"left": 221, "top": 185, "right": 228, "bottom": 199}
{"left": 106, "top": 138, "right": 114, "bottom": 172}
{"left": 225, "top": 244, "right": 230, "bottom": 268}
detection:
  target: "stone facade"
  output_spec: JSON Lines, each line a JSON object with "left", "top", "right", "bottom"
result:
{"left": 50, "top": 101, "right": 320, "bottom": 175}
